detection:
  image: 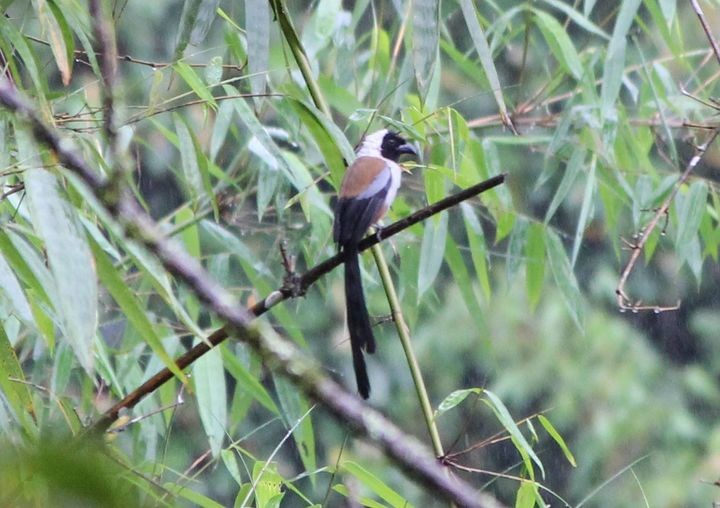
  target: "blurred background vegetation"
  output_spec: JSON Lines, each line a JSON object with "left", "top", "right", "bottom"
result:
{"left": 1, "top": 0, "right": 720, "bottom": 506}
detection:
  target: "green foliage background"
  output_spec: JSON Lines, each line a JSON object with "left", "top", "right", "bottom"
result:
{"left": 1, "top": 0, "right": 719, "bottom": 506}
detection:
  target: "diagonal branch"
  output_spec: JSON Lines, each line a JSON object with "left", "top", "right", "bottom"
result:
{"left": 0, "top": 79, "right": 506, "bottom": 508}
{"left": 615, "top": 129, "right": 719, "bottom": 312}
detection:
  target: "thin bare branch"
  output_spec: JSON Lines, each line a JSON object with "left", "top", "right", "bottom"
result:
{"left": 615, "top": 129, "right": 720, "bottom": 312}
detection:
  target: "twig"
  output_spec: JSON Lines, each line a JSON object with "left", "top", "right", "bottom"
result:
{"left": 89, "top": 0, "right": 118, "bottom": 147}
{"left": 0, "top": 79, "right": 505, "bottom": 508}
{"left": 615, "top": 129, "right": 719, "bottom": 312}
{"left": 690, "top": 0, "right": 720, "bottom": 69}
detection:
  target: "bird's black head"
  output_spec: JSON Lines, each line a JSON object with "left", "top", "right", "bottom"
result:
{"left": 380, "top": 131, "right": 418, "bottom": 162}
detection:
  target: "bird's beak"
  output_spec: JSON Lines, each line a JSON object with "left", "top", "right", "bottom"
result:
{"left": 397, "top": 142, "right": 419, "bottom": 159}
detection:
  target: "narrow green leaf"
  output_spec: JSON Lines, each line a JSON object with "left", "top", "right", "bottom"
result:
{"left": 193, "top": 346, "right": 227, "bottom": 457}
{"left": 533, "top": 9, "right": 583, "bottom": 80}
{"left": 506, "top": 219, "right": 528, "bottom": 283}
{"left": 539, "top": 0, "right": 610, "bottom": 39}
{"left": 417, "top": 211, "right": 448, "bottom": 299}
{"left": 252, "top": 462, "right": 285, "bottom": 508}
{"left": 210, "top": 99, "right": 235, "bottom": 162}
{"left": 413, "top": 0, "right": 439, "bottom": 99}
{"left": 0, "top": 251, "right": 33, "bottom": 324}
{"left": 544, "top": 146, "right": 586, "bottom": 224}
{"left": 571, "top": 156, "right": 596, "bottom": 266}
{"left": 445, "top": 236, "right": 487, "bottom": 335}
{"left": 285, "top": 97, "right": 355, "bottom": 188}
{"left": 341, "top": 461, "right": 410, "bottom": 508}
{"left": 174, "top": 0, "right": 202, "bottom": 59}
{"left": 225, "top": 85, "right": 291, "bottom": 175}
{"left": 23, "top": 158, "right": 97, "bottom": 374}
{"left": 245, "top": 0, "right": 270, "bottom": 100}
{"left": 461, "top": 203, "right": 491, "bottom": 299}
{"left": 174, "top": 61, "right": 217, "bottom": 108}
{"left": 525, "top": 223, "right": 545, "bottom": 311}
{"left": 600, "top": 0, "right": 642, "bottom": 119}
{"left": 459, "top": 0, "right": 511, "bottom": 125}
{"left": 190, "top": 0, "right": 220, "bottom": 45}
{"left": 483, "top": 389, "right": 545, "bottom": 478}
{"left": 545, "top": 230, "right": 584, "bottom": 329}
{"left": 0, "top": 326, "right": 35, "bottom": 429}
{"left": 676, "top": 181, "right": 708, "bottom": 250}
{"left": 221, "top": 347, "right": 279, "bottom": 415}
{"left": 515, "top": 481, "right": 539, "bottom": 508}
{"left": 90, "top": 240, "right": 187, "bottom": 384}
{"left": 273, "top": 375, "right": 316, "bottom": 480}
{"left": 174, "top": 114, "right": 203, "bottom": 201}
{"left": 165, "top": 482, "right": 226, "bottom": 508}
{"left": 435, "top": 388, "right": 482, "bottom": 417}
{"left": 33, "top": 0, "right": 74, "bottom": 85}
{"left": 0, "top": 20, "right": 45, "bottom": 93}
{"left": 538, "top": 414, "right": 576, "bottom": 466}
{"left": 221, "top": 449, "right": 243, "bottom": 485}
{"left": 204, "top": 55, "right": 223, "bottom": 86}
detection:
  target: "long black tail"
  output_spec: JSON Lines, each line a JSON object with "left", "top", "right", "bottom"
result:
{"left": 344, "top": 243, "right": 376, "bottom": 398}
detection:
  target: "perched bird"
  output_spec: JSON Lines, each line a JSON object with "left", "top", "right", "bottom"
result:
{"left": 333, "top": 129, "right": 418, "bottom": 398}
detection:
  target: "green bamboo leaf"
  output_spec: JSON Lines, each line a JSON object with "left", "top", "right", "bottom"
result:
{"left": 571, "top": 156, "right": 596, "bottom": 267}
{"left": 90, "top": 239, "right": 188, "bottom": 384}
{"left": 506, "top": 219, "right": 527, "bottom": 283}
{"left": 252, "top": 462, "right": 285, "bottom": 508}
{"left": 21, "top": 145, "right": 97, "bottom": 373}
{"left": 193, "top": 345, "right": 227, "bottom": 458}
{"left": 285, "top": 97, "right": 354, "bottom": 188}
{"left": 445, "top": 236, "right": 487, "bottom": 335}
{"left": 32, "top": 0, "right": 73, "bottom": 85}
{"left": 461, "top": 203, "right": 491, "bottom": 299}
{"left": 459, "top": 0, "right": 512, "bottom": 126}
{"left": 0, "top": 326, "right": 35, "bottom": 430}
{"left": 544, "top": 146, "right": 586, "bottom": 224}
{"left": 676, "top": 180, "right": 708, "bottom": 250}
{"left": 0, "top": 230, "right": 51, "bottom": 305}
{"left": 413, "top": 0, "right": 439, "bottom": 99}
{"left": 435, "top": 388, "right": 482, "bottom": 417}
{"left": 165, "top": 482, "right": 226, "bottom": 508}
{"left": 545, "top": 230, "right": 584, "bottom": 329}
{"left": 210, "top": 100, "right": 234, "bottom": 162}
{"left": 174, "top": 114, "right": 204, "bottom": 201}
{"left": 525, "top": 223, "right": 545, "bottom": 311}
{"left": 301, "top": 0, "right": 342, "bottom": 57}
{"left": 221, "top": 347, "right": 279, "bottom": 415}
{"left": 0, "top": 20, "right": 45, "bottom": 93}
{"left": 483, "top": 389, "right": 545, "bottom": 479}
{"left": 341, "top": 461, "right": 410, "bottom": 508}
{"left": 538, "top": 414, "right": 576, "bottom": 466}
{"left": 245, "top": 0, "right": 270, "bottom": 101}
{"left": 539, "top": 0, "right": 610, "bottom": 39}
{"left": 204, "top": 55, "right": 223, "bottom": 86}
{"left": 515, "top": 481, "right": 539, "bottom": 508}
{"left": 600, "top": 0, "right": 642, "bottom": 119}
{"left": 225, "top": 85, "right": 292, "bottom": 176}
{"left": 221, "top": 449, "right": 243, "bottom": 485}
{"left": 190, "top": 0, "right": 220, "bottom": 45}
{"left": 417, "top": 211, "right": 448, "bottom": 299}
{"left": 273, "top": 375, "right": 316, "bottom": 481}
{"left": 0, "top": 251, "right": 33, "bottom": 324}
{"left": 174, "top": 61, "right": 217, "bottom": 108}
{"left": 174, "top": 0, "right": 202, "bottom": 59}
{"left": 533, "top": 9, "right": 583, "bottom": 80}
{"left": 658, "top": 0, "right": 676, "bottom": 25}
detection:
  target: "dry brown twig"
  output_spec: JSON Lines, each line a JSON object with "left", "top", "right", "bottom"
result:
{"left": 615, "top": 128, "right": 719, "bottom": 312}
